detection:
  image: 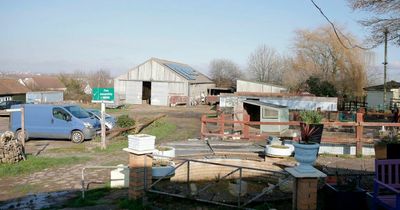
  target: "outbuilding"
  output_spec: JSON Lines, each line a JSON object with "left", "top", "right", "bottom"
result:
{"left": 243, "top": 100, "right": 289, "bottom": 134}
{"left": 114, "top": 58, "right": 215, "bottom": 106}
{"left": 0, "top": 79, "right": 29, "bottom": 102}
{"left": 364, "top": 80, "right": 400, "bottom": 109}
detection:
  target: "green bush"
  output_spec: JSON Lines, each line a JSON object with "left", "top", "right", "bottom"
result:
{"left": 116, "top": 115, "right": 135, "bottom": 128}
{"left": 299, "top": 110, "right": 323, "bottom": 124}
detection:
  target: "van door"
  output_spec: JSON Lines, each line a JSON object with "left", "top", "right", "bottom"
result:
{"left": 51, "top": 107, "right": 72, "bottom": 139}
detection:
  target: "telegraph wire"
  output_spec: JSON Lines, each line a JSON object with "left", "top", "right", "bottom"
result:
{"left": 310, "top": 0, "right": 376, "bottom": 50}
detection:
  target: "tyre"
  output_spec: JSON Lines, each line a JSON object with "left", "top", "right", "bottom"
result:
{"left": 15, "top": 129, "right": 28, "bottom": 142}
{"left": 71, "top": 130, "right": 85, "bottom": 143}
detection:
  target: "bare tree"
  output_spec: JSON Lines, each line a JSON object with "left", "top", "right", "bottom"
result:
{"left": 248, "top": 45, "right": 282, "bottom": 84}
{"left": 284, "top": 25, "right": 369, "bottom": 97}
{"left": 348, "top": 0, "right": 400, "bottom": 46}
{"left": 88, "top": 69, "right": 112, "bottom": 88}
{"left": 209, "top": 59, "right": 242, "bottom": 87}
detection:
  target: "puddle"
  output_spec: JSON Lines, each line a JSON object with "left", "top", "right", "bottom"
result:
{"left": 0, "top": 190, "right": 77, "bottom": 210}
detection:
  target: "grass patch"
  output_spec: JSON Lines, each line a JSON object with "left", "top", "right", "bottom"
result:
{"left": 62, "top": 187, "right": 111, "bottom": 208}
{"left": 94, "top": 138, "right": 128, "bottom": 153}
{"left": 0, "top": 155, "right": 90, "bottom": 178}
{"left": 118, "top": 198, "right": 145, "bottom": 210}
{"left": 47, "top": 144, "right": 86, "bottom": 153}
{"left": 141, "top": 119, "right": 177, "bottom": 141}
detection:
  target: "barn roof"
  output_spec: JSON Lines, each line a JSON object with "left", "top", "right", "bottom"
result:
{"left": 153, "top": 58, "right": 213, "bottom": 83}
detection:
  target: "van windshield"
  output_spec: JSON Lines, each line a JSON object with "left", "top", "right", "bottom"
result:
{"left": 64, "top": 106, "right": 90, "bottom": 119}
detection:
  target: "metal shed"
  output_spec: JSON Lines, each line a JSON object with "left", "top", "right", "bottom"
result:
{"left": 26, "top": 91, "right": 64, "bottom": 104}
{"left": 114, "top": 58, "right": 215, "bottom": 106}
{"left": 243, "top": 100, "right": 289, "bottom": 134}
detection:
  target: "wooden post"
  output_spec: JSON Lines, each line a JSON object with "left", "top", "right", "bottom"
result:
{"left": 101, "top": 102, "right": 106, "bottom": 150}
{"left": 219, "top": 114, "right": 225, "bottom": 135}
{"left": 200, "top": 115, "right": 206, "bottom": 139}
{"left": 21, "top": 105, "right": 25, "bottom": 147}
{"left": 243, "top": 112, "right": 250, "bottom": 139}
{"left": 356, "top": 112, "right": 364, "bottom": 157}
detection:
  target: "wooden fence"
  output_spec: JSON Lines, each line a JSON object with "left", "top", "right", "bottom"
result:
{"left": 200, "top": 112, "right": 400, "bottom": 156}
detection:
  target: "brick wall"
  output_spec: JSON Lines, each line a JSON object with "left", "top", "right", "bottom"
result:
{"left": 171, "top": 158, "right": 285, "bottom": 182}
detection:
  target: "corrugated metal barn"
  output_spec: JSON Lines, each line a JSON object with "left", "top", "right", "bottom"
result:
{"left": 114, "top": 58, "right": 215, "bottom": 106}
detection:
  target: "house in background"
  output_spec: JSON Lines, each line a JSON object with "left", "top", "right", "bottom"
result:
{"left": 364, "top": 80, "right": 400, "bottom": 109}
{"left": 19, "top": 76, "right": 66, "bottom": 92}
{"left": 0, "top": 79, "right": 30, "bottom": 102}
{"left": 114, "top": 58, "right": 215, "bottom": 106}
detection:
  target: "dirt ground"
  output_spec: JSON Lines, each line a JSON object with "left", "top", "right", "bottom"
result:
{"left": 0, "top": 104, "right": 375, "bottom": 209}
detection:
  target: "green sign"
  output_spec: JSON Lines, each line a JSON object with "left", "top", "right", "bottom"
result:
{"left": 92, "top": 88, "right": 114, "bottom": 103}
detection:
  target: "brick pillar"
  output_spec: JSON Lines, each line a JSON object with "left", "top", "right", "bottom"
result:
{"left": 285, "top": 167, "right": 325, "bottom": 210}
{"left": 293, "top": 178, "right": 318, "bottom": 210}
{"left": 128, "top": 153, "right": 153, "bottom": 200}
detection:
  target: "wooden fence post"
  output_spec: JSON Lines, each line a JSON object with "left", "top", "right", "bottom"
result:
{"left": 219, "top": 114, "right": 225, "bottom": 135}
{"left": 243, "top": 112, "right": 250, "bottom": 139}
{"left": 356, "top": 112, "right": 364, "bottom": 157}
{"left": 200, "top": 115, "right": 206, "bottom": 139}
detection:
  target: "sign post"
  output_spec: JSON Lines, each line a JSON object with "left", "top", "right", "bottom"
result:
{"left": 6, "top": 106, "right": 25, "bottom": 147}
{"left": 92, "top": 88, "right": 115, "bottom": 150}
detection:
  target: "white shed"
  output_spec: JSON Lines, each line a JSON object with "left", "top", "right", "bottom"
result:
{"left": 114, "top": 58, "right": 215, "bottom": 106}
{"left": 364, "top": 81, "right": 400, "bottom": 109}
{"left": 236, "top": 79, "right": 287, "bottom": 93}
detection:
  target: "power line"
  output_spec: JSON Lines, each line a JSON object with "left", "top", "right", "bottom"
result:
{"left": 310, "top": 0, "right": 375, "bottom": 50}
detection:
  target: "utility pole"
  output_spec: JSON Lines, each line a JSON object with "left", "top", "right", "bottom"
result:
{"left": 383, "top": 28, "right": 388, "bottom": 109}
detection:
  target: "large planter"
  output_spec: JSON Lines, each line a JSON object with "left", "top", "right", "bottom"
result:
{"left": 374, "top": 143, "right": 400, "bottom": 159}
{"left": 265, "top": 145, "right": 293, "bottom": 157}
{"left": 293, "top": 142, "right": 320, "bottom": 173}
{"left": 153, "top": 146, "right": 176, "bottom": 159}
{"left": 128, "top": 134, "right": 155, "bottom": 151}
{"left": 322, "top": 183, "right": 367, "bottom": 210}
{"left": 300, "top": 123, "right": 324, "bottom": 144}
{"left": 152, "top": 161, "right": 175, "bottom": 179}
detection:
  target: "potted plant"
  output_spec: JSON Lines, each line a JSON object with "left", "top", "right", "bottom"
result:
{"left": 374, "top": 130, "right": 400, "bottom": 159}
{"left": 293, "top": 110, "right": 324, "bottom": 173}
{"left": 299, "top": 110, "right": 324, "bottom": 144}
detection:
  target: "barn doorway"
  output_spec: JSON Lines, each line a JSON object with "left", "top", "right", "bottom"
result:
{"left": 142, "top": 81, "right": 151, "bottom": 104}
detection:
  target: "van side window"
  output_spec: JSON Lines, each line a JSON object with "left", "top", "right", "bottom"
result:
{"left": 53, "top": 108, "right": 70, "bottom": 121}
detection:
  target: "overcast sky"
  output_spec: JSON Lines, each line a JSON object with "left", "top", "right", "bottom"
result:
{"left": 0, "top": 0, "right": 399, "bottom": 81}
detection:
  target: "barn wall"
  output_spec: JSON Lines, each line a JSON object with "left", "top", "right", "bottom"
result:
{"left": 190, "top": 83, "right": 216, "bottom": 100}
{"left": 127, "top": 60, "right": 186, "bottom": 82}
{"left": 125, "top": 81, "right": 142, "bottom": 104}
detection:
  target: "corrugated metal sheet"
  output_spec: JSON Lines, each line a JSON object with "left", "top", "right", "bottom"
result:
{"left": 220, "top": 95, "right": 337, "bottom": 111}
{"left": 151, "top": 82, "right": 169, "bottom": 106}
{"left": 26, "top": 91, "right": 63, "bottom": 103}
{"left": 125, "top": 81, "right": 142, "bottom": 104}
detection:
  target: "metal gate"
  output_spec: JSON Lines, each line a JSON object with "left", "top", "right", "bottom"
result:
{"left": 147, "top": 158, "right": 291, "bottom": 209}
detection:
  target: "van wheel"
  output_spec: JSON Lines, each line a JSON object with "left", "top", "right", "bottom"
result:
{"left": 71, "top": 131, "right": 85, "bottom": 143}
{"left": 15, "top": 129, "right": 28, "bottom": 142}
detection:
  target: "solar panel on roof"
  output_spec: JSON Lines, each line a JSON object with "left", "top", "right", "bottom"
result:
{"left": 164, "top": 63, "right": 198, "bottom": 80}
